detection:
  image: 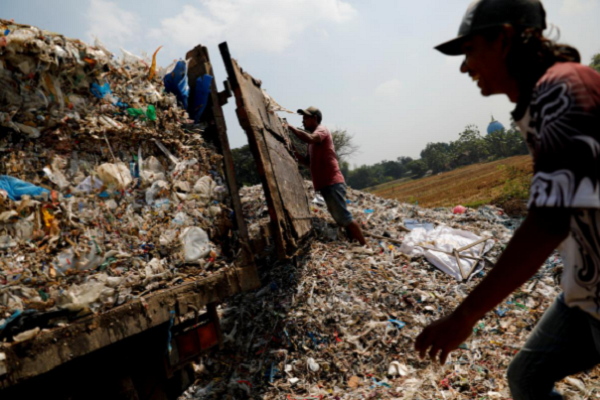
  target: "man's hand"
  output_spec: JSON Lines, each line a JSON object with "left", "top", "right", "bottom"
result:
{"left": 415, "top": 312, "right": 476, "bottom": 364}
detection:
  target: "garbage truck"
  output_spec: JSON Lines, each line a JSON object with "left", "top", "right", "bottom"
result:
{"left": 0, "top": 19, "right": 312, "bottom": 399}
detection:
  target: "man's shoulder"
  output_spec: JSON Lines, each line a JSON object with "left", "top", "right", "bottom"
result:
{"left": 537, "top": 62, "right": 600, "bottom": 91}
{"left": 315, "top": 125, "right": 330, "bottom": 134}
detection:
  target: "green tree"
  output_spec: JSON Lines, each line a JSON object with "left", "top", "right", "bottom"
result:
{"left": 590, "top": 52, "right": 600, "bottom": 74}
{"left": 331, "top": 129, "right": 359, "bottom": 164}
{"left": 452, "top": 125, "right": 488, "bottom": 166}
{"left": 231, "top": 145, "right": 261, "bottom": 186}
{"left": 406, "top": 160, "right": 428, "bottom": 178}
{"left": 347, "top": 165, "right": 378, "bottom": 189}
{"left": 420, "top": 142, "right": 451, "bottom": 173}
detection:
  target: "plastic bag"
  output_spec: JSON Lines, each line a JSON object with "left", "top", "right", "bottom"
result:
{"left": 74, "top": 176, "right": 104, "bottom": 193}
{"left": 140, "top": 156, "right": 166, "bottom": 185}
{"left": 194, "top": 175, "right": 216, "bottom": 206}
{"left": 145, "top": 180, "right": 169, "bottom": 205}
{"left": 96, "top": 163, "right": 132, "bottom": 190}
{"left": 0, "top": 175, "right": 50, "bottom": 201}
{"left": 180, "top": 227, "right": 210, "bottom": 262}
{"left": 190, "top": 74, "right": 213, "bottom": 122}
{"left": 163, "top": 60, "right": 189, "bottom": 109}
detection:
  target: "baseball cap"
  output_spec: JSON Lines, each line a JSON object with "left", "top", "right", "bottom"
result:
{"left": 297, "top": 106, "right": 322, "bottom": 121}
{"left": 435, "top": 0, "right": 547, "bottom": 56}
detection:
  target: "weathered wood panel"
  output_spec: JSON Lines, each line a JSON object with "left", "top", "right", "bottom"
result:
{"left": 0, "top": 265, "right": 258, "bottom": 389}
{"left": 219, "top": 42, "right": 312, "bottom": 259}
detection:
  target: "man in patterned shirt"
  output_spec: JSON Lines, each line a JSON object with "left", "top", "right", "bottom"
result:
{"left": 415, "top": 0, "right": 600, "bottom": 398}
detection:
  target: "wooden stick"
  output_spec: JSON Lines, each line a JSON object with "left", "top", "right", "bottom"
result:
{"left": 454, "top": 249, "right": 466, "bottom": 281}
{"left": 457, "top": 237, "right": 491, "bottom": 252}
{"left": 420, "top": 245, "right": 481, "bottom": 261}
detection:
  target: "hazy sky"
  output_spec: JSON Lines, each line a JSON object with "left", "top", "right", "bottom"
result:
{"left": 4, "top": 0, "right": 600, "bottom": 166}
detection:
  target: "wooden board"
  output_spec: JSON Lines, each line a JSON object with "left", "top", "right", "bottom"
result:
{"left": 0, "top": 265, "right": 258, "bottom": 389}
{"left": 186, "top": 44, "right": 254, "bottom": 268}
{"left": 219, "top": 42, "right": 312, "bottom": 259}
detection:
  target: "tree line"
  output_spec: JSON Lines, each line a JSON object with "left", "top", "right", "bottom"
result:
{"left": 231, "top": 124, "right": 528, "bottom": 190}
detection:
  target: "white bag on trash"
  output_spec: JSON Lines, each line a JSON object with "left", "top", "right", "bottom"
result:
{"left": 399, "top": 225, "right": 493, "bottom": 281}
{"left": 180, "top": 227, "right": 210, "bottom": 262}
{"left": 194, "top": 175, "right": 216, "bottom": 206}
{"left": 140, "top": 156, "right": 166, "bottom": 185}
{"left": 96, "top": 162, "right": 132, "bottom": 189}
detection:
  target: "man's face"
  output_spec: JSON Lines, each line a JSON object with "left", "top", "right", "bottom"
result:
{"left": 460, "top": 32, "right": 509, "bottom": 97}
{"left": 302, "top": 114, "right": 319, "bottom": 131}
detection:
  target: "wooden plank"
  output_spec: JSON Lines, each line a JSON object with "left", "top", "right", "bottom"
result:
{"left": 186, "top": 45, "right": 254, "bottom": 269}
{"left": 0, "top": 265, "right": 259, "bottom": 389}
{"left": 219, "top": 42, "right": 312, "bottom": 259}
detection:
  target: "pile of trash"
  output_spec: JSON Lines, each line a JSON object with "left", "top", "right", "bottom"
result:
{"left": 0, "top": 21, "right": 236, "bottom": 341}
{"left": 180, "top": 185, "right": 599, "bottom": 400}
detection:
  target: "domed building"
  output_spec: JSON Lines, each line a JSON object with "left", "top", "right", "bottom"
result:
{"left": 487, "top": 116, "right": 505, "bottom": 135}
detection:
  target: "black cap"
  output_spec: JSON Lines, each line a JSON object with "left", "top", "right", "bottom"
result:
{"left": 297, "top": 106, "right": 323, "bottom": 122}
{"left": 435, "top": 0, "right": 547, "bottom": 56}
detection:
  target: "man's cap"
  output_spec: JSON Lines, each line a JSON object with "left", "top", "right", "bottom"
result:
{"left": 297, "top": 106, "right": 322, "bottom": 121}
{"left": 435, "top": 0, "right": 547, "bottom": 56}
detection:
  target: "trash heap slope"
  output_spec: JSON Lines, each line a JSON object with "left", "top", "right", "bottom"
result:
{"left": 0, "top": 20, "right": 237, "bottom": 342}
{"left": 181, "top": 185, "right": 598, "bottom": 400}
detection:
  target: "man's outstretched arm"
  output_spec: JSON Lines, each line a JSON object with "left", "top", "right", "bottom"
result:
{"left": 285, "top": 124, "right": 323, "bottom": 145}
{"left": 415, "top": 207, "right": 571, "bottom": 364}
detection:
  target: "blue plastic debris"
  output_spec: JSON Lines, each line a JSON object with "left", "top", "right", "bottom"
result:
{"left": 163, "top": 60, "right": 189, "bottom": 109}
{"left": 0, "top": 175, "right": 50, "bottom": 201}
{"left": 495, "top": 307, "right": 509, "bottom": 317}
{"left": 388, "top": 319, "right": 406, "bottom": 329}
{"left": 0, "top": 310, "right": 22, "bottom": 331}
{"left": 190, "top": 74, "right": 213, "bottom": 122}
{"left": 90, "top": 82, "right": 127, "bottom": 107}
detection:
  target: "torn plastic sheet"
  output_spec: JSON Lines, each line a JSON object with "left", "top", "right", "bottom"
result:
{"left": 399, "top": 225, "right": 494, "bottom": 281}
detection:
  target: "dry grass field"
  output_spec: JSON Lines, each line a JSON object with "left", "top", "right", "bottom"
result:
{"left": 368, "top": 155, "right": 533, "bottom": 209}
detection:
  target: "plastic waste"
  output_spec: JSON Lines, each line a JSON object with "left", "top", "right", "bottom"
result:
{"left": 0, "top": 176, "right": 50, "bottom": 201}
{"left": 159, "top": 229, "right": 178, "bottom": 246}
{"left": 74, "top": 176, "right": 104, "bottom": 193}
{"left": 13, "top": 327, "right": 40, "bottom": 343}
{"left": 180, "top": 227, "right": 210, "bottom": 262}
{"left": 399, "top": 225, "right": 494, "bottom": 281}
{"left": 312, "top": 195, "right": 325, "bottom": 207}
{"left": 13, "top": 122, "right": 41, "bottom": 139}
{"left": 43, "top": 167, "right": 70, "bottom": 189}
{"left": 127, "top": 105, "right": 156, "bottom": 121}
{"left": 307, "top": 357, "right": 320, "bottom": 372}
{"left": 96, "top": 162, "right": 132, "bottom": 190}
{"left": 163, "top": 60, "right": 189, "bottom": 109}
{"left": 145, "top": 180, "right": 169, "bottom": 206}
{"left": 453, "top": 205, "right": 467, "bottom": 214}
{"left": 194, "top": 175, "right": 217, "bottom": 206}
{"left": 388, "top": 361, "right": 408, "bottom": 377}
{"left": 190, "top": 74, "right": 213, "bottom": 122}
{"left": 140, "top": 156, "right": 166, "bottom": 184}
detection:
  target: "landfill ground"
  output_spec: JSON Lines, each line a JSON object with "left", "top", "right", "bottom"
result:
{"left": 180, "top": 185, "right": 600, "bottom": 400}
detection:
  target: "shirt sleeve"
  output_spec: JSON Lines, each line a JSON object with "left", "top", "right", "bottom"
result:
{"left": 527, "top": 65, "right": 600, "bottom": 209}
{"left": 313, "top": 126, "right": 330, "bottom": 143}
